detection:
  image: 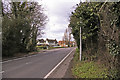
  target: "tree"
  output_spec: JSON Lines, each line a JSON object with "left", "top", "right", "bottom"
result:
{"left": 69, "top": 2, "right": 120, "bottom": 78}
{"left": 69, "top": 3, "right": 101, "bottom": 51}
{"left": 62, "top": 29, "right": 68, "bottom": 46}
{"left": 2, "top": 1, "right": 47, "bottom": 56}
{"left": 68, "top": 27, "right": 72, "bottom": 47}
{"left": 26, "top": 2, "right": 47, "bottom": 51}
{"left": 62, "top": 27, "right": 72, "bottom": 47}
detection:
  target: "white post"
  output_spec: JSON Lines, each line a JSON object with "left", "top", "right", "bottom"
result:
{"left": 80, "top": 27, "right": 82, "bottom": 61}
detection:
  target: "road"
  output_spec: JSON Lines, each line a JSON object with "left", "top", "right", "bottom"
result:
{"left": 2, "top": 47, "right": 75, "bottom": 78}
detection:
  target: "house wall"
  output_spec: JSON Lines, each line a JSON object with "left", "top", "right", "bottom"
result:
{"left": 46, "top": 40, "right": 57, "bottom": 46}
{"left": 46, "top": 41, "right": 49, "bottom": 45}
{"left": 38, "top": 39, "right": 58, "bottom": 46}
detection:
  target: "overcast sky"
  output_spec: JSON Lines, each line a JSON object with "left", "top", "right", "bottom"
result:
{"left": 38, "top": 0, "right": 80, "bottom": 41}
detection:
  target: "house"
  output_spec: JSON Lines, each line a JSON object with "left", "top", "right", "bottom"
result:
{"left": 37, "top": 39, "right": 47, "bottom": 46}
{"left": 37, "top": 38, "right": 58, "bottom": 46}
{"left": 58, "top": 41, "right": 76, "bottom": 47}
{"left": 58, "top": 41, "right": 66, "bottom": 47}
{"left": 46, "top": 38, "right": 58, "bottom": 46}
{"left": 69, "top": 41, "right": 76, "bottom": 47}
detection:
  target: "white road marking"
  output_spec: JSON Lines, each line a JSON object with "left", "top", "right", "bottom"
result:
{"left": 0, "top": 71, "right": 4, "bottom": 73}
{"left": 12, "top": 57, "right": 26, "bottom": 61}
{"left": 44, "top": 48, "right": 75, "bottom": 79}
{"left": 2, "top": 48, "right": 64, "bottom": 63}
{"left": 25, "top": 62, "right": 32, "bottom": 64}
{"left": 2, "top": 53, "right": 40, "bottom": 63}
{"left": 2, "top": 55, "right": 36, "bottom": 63}
{"left": 2, "top": 57, "right": 26, "bottom": 63}
{"left": 2, "top": 60, "right": 13, "bottom": 63}
{"left": 1, "top": 48, "right": 73, "bottom": 64}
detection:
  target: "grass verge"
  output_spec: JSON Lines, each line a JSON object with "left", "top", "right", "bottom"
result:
{"left": 72, "top": 48, "right": 108, "bottom": 78}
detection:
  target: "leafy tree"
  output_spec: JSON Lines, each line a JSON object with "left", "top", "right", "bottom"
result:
{"left": 27, "top": 2, "right": 47, "bottom": 51}
{"left": 69, "top": 2, "right": 120, "bottom": 78}
{"left": 69, "top": 3, "right": 101, "bottom": 52}
{"left": 2, "top": 1, "right": 47, "bottom": 56}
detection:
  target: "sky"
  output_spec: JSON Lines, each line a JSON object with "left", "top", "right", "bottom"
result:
{"left": 38, "top": 0, "right": 80, "bottom": 41}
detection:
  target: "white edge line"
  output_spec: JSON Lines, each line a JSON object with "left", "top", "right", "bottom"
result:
{"left": 2, "top": 54, "right": 38, "bottom": 63}
{"left": 2, "top": 57, "right": 26, "bottom": 63}
{"left": 1, "top": 48, "right": 66, "bottom": 63}
{"left": 44, "top": 48, "right": 75, "bottom": 79}
{"left": 0, "top": 71, "right": 4, "bottom": 73}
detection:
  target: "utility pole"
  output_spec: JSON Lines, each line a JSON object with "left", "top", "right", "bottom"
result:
{"left": 79, "top": 0, "right": 82, "bottom": 61}
{"left": 79, "top": 26, "right": 82, "bottom": 61}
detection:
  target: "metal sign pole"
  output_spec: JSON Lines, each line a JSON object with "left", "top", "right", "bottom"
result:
{"left": 80, "top": 27, "right": 82, "bottom": 61}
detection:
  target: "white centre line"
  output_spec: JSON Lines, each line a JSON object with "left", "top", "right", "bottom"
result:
{"left": 44, "top": 48, "right": 75, "bottom": 79}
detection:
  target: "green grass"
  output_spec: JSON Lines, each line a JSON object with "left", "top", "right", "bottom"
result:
{"left": 48, "top": 46, "right": 65, "bottom": 50}
{"left": 36, "top": 46, "right": 65, "bottom": 51}
{"left": 72, "top": 48, "right": 108, "bottom": 78}
{"left": 72, "top": 61, "right": 108, "bottom": 78}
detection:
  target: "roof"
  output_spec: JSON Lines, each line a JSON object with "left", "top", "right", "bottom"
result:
{"left": 58, "top": 41, "right": 65, "bottom": 43}
{"left": 58, "top": 41, "right": 75, "bottom": 44}
{"left": 38, "top": 39, "right": 45, "bottom": 43}
{"left": 46, "top": 38, "right": 57, "bottom": 43}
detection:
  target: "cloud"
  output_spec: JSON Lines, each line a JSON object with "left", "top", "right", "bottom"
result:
{"left": 38, "top": 0, "right": 80, "bottom": 41}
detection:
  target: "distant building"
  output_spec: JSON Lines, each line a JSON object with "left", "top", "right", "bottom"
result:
{"left": 58, "top": 41, "right": 66, "bottom": 47}
{"left": 69, "top": 41, "right": 76, "bottom": 47}
{"left": 46, "top": 38, "right": 58, "bottom": 46}
{"left": 37, "top": 38, "right": 58, "bottom": 46}
{"left": 58, "top": 41, "right": 76, "bottom": 47}
{"left": 37, "top": 39, "right": 47, "bottom": 46}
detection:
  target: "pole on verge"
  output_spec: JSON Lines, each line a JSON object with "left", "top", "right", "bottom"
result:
{"left": 80, "top": 27, "right": 82, "bottom": 61}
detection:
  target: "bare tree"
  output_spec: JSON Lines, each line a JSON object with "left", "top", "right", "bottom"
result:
{"left": 62, "top": 27, "right": 72, "bottom": 47}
